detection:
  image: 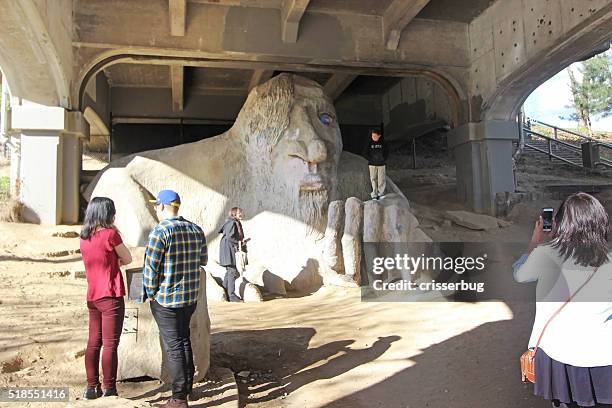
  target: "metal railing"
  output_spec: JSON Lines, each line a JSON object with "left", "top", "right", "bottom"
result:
{"left": 522, "top": 118, "right": 612, "bottom": 170}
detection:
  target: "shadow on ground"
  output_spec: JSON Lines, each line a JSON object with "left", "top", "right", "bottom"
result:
{"left": 211, "top": 328, "right": 400, "bottom": 407}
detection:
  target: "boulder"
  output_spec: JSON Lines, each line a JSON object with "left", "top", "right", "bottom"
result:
{"left": 206, "top": 269, "right": 228, "bottom": 302}
{"left": 445, "top": 210, "right": 501, "bottom": 230}
{"left": 341, "top": 197, "right": 363, "bottom": 281}
{"left": 116, "top": 269, "right": 210, "bottom": 383}
{"left": 322, "top": 200, "right": 344, "bottom": 273}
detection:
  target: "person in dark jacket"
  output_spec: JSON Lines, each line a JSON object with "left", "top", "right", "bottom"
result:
{"left": 218, "top": 207, "right": 246, "bottom": 302}
{"left": 363, "top": 129, "right": 389, "bottom": 200}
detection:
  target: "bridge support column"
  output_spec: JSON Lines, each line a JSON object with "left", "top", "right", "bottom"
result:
{"left": 448, "top": 120, "right": 517, "bottom": 215}
{"left": 11, "top": 103, "right": 88, "bottom": 224}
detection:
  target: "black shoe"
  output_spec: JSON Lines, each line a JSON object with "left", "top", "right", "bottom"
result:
{"left": 102, "top": 388, "right": 118, "bottom": 397}
{"left": 83, "top": 385, "right": 102, "bottom": 400}
{"left": 376, "top": 195, "right": 380, "bottom": 200}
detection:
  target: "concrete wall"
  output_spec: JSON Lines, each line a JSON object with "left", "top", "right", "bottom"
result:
{"left": 382, "top": 77, "right": 453, "bottom": 126}
{"left": 111, "top": 123, "right": 232, "bottom": 156}
{"left": 83, "top": 72, "right": 111, "bottom": 131}
{"left": 31, "top": 0, "right": 73, "bottom": 103}
{"left": 468, "top": 0, "right": 612, "bottom": 120}
{"left": 111, "top": 87, "right": 246, "bottom": 120}
{"left": 0, "top": 0, "right": 72, "bottom": 107}
{"left": 335, "top": 94, "right": 382, "bottom": 126}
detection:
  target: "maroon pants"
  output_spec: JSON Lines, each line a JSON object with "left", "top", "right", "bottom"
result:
{"left": 85, "top": 297, "right": 125, "bottom": 389}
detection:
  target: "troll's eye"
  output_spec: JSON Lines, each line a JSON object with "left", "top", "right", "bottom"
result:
{"left": 319, "top": 113, "right": 334, "bottom": 126}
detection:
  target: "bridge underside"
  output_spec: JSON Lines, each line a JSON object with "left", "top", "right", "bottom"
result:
{"left": 0, "top": 0, "right": 610, "bottom": 222}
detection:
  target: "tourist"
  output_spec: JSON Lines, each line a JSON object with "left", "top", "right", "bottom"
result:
{"left": 219, "top": 207, "right": 247, "bottom": 302}
{"left": 80, "top": 197, "right": 132, "bottom": 399}
{"left": 363, "top": 129, "right": 388, "bottom": 200}
{"left": 514, "top": 192, "right": 612, "bottom": 408}
{"left": 143, "top": 190, "right": 208, "bottom": 408}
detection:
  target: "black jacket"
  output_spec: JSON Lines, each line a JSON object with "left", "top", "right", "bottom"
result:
{"left": 363, "top": 138, "right": 389, "bottom": 166}
{"left": 218, "top": 218, "right": 244, "bottom": 267}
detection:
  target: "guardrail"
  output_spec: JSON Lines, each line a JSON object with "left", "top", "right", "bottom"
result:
{"left": 528, "top": 118, "right": 612, "bottom": 149}
{"left": 522, "top": 127, "right": 612, "bottom": 170}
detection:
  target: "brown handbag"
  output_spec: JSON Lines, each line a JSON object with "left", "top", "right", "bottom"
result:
{"left": 520, "top": 266, "right": 599, "bottom": 383}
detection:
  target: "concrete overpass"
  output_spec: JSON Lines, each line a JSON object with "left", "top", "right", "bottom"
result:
{"left": 0, "top": 0, "right": 610, "bottom": 223}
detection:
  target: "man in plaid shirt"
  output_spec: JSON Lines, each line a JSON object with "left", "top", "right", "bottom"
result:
{"left": 142, "top": 190, "right": 207, "bottom": 408}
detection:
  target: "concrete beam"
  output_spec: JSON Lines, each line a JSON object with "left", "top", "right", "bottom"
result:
{"left": 323, "top": 74, "right": 357, "bottom": 100}
{"left": 189, "top": 0, "right": 281, "bottom": 7}
{"left": 169, "top": 0, "right": 187, "bottom": 36}
{"left": 170, "top": 65, "right": 184, "bottom": 112}
{"left": 383, "top": 0, "right": 431, "bottom": 50}
{"left": 281, "top": 0, "right": 310, "bottom": 43}
{"left": 248, "top": 69, "right": 274, "bottom": 91}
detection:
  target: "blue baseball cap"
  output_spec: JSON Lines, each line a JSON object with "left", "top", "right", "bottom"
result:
{"left": 149, "top": 190, "right": 181, "bottom": 207}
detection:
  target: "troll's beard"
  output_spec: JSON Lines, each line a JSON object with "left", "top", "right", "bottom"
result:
{"left": 298, "top": 189, "right": 329, "bottom": 234}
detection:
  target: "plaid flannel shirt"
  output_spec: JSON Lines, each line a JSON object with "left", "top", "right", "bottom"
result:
{"left": 142, "top": 216, "right": 208, "bottom": 308}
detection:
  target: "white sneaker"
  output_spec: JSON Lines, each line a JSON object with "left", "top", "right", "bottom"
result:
{"left": 378, "top": 195, "right": 386, "bottom": 199}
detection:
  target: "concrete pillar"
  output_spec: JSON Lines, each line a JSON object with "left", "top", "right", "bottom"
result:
{"left": 11, "top": 103, "right": 88, "bottom": 224}
{"left": 8, "top": 135, "right": 20, "bottom": 197}
{"left": 0, "top": 75, "right": 9, "bottom": 145}
{"left": 448, "top": 120, "right": 517, "bottom": 214}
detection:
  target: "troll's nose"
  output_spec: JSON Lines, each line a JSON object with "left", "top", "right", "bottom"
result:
{"left": 306, "top": 139, "right": 327, "bottom": 163}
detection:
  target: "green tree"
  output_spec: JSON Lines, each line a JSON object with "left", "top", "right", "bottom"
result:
{"left": 566, "top": 52, "right": 612, "bottom": 137}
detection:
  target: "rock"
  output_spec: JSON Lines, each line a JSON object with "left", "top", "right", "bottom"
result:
{"left": 242, "top": 265, "right": 286, "bottom": 296}
{"left": 52, "top": 231, "right": 80, "bottom": 238}
{"left": 363, "top": 199, "right": 384, "bottom": 243}
{"left": 71, "top": 270, "right": 86, "bottom": 279}
{"left": 45, "top": 249, "right": 80, "bottom": 257}
{"left": 74, "top": 349, "right": 86, "bottom": 359}
{"left": 205, "top": 268, "right": 227, "bottom": 302}
{"left": 441, "top": 219, "right": 452, "bottom": 227}
{"left": 47, "top": 270, "right": 70, "bottom": 278}
{"left": 324, "top": 273, "right": 359, "bottom": 288}
{"left": 116, "top": 271, "right": 210, "bottom": 383}
{"left": 497, "top": 219, "right": 513, "bottom": 228}
{"left": 407, "top": 227, "right": 434, "bottom": 242}
{"left": 45, "top": 250, "right": 70, "bottom": 258}
{"left": 237, "top": 370, "right": 250, "bottom": 378}
{"left": 342, "top": 197, "right": 363, "bottom": 281}
{"left": 445, "top": 210, "right": 501, "bottom": 230}
{"left": 1, "top": 356, "right": 24, "bottom": 373}
{"left": 237, "top": 279, "right": 264, "bottom": 302}
{"left": 322, "top": 200, "right": 344, "bottom": 273}
{"left": 364, "top": 193, "right": 429, "bottom": 242}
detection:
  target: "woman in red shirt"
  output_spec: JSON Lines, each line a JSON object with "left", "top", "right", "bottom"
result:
{"left": 80, "top": 197, "right": 132, "bottom": 399}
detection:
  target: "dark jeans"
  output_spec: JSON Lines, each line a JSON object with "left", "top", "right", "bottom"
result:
{"left": 85, "top": 297, "right": 125, "bottom": 389}
{"left": 223, "top": 266, "right": 241, "bottom": 302}
{"left": 150, "top": 300, "right": 197, "bottom": 400}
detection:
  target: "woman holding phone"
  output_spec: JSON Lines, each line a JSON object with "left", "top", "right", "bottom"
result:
{"left": 80, "top": 197, "right": 132, "bottom": 399}
{"left": 514, "top": 193, "right": 612, "bottom": 408}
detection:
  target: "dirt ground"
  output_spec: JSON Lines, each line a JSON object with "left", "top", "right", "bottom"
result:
{"left": 0, "top": 155, "right": 609, "bottom": 408}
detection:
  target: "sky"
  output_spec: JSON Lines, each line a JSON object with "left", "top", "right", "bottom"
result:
{"left": 524, "top": 52, "right": 612, "bottom": 132}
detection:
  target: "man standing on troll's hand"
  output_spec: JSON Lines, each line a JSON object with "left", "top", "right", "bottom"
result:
{"left": 142, "top": 189, "right": 208, "bottom": 408}
{"left": 363, "top": 129, "right": 388, "bottom": 200}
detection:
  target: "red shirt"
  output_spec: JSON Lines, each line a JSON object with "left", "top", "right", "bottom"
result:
{"left": 80, "top": 228, "right": 126, "bottom": 301}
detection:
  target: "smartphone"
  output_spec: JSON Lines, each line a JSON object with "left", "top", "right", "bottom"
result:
{"left": 541, "top": 207, "right": 554, "bottom": 232}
